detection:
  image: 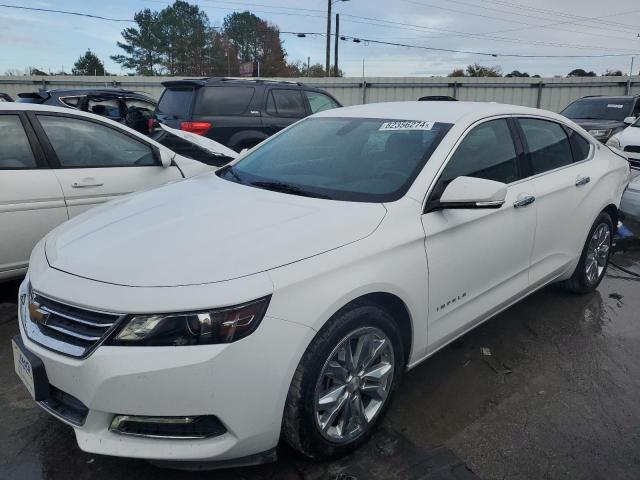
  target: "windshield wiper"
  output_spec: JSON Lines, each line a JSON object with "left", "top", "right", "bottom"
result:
{"left": 250, "top": 181, "right": 332, "bottom": 199}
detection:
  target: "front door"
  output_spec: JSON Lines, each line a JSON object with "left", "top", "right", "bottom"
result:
{"left": 29, "top": 112, "right": 183, "bottom": 217}
{"left": 421, "top": 118, "right": 536, "bottom": 352}
{"left": 0, "top": 113, "right": 68, "bottom": 278}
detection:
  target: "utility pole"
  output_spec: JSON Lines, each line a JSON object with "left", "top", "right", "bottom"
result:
{"left": 334, "top": 14, "right": 340, "bottom": 77}
{"left": 325, "top": 0, "right": 332, "bottom": 76}
{"left": 307, "top": 56, "right": 311, "bottom": 77}
{"left": 631, "top": 57, "right": 635, "bottom": 76}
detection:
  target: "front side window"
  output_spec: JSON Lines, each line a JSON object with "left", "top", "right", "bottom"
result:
{"left": 519, "top": 118, "right": 572, "bottom": 175}
{"left": 269, "top": 89, "right": 306, "bottom": 118}
{"left": 305, "top": 91, "right": 339, "bottom": 113}
{"left": 38, "top": 115, "right": 156, "bottom": 168}
{"left": 218, "top": 117, "right": 452, "bottom": 202}
{"left": 439, "top": 119, "right": 519, "bottom": 188}
{"left": 0, "top": 115, "right": 37, "bottom": 169}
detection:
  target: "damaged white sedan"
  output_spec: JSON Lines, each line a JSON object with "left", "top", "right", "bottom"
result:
{"left": 14, "top": 101, "right": 629, "bottom": 468}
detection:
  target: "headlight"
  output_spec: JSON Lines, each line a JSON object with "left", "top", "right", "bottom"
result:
{"left": 606, "top": 135, "right": 621, "bottom": 149}
{"left": 107, "top": 296, "right": 271, "bottom": 346}
{"left": 588, "top": 128, "right": 612, "bottom": 140}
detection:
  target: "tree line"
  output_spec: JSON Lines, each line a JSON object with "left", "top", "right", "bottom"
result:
{"left": 447, "top": 64, "right": 631, "bottom": 78}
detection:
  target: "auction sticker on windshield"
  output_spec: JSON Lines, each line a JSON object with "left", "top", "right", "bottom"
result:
{"left": 379, "top": 120, "right": 434, "bottom": 131}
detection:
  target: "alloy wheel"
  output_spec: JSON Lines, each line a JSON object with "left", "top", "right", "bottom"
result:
{"left": 313, "top": 326, "right": 394, "bottom": 444}
{"left": 585, "top": 223, "right": 611, "bottom": 284}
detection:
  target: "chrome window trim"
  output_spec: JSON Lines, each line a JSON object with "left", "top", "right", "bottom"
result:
{"left": 57, "top": 95, "right": 86, "bottom": 110}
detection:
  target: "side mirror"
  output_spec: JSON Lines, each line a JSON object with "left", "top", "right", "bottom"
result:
{"left": 159, "top": 149, "right": 174, "bottom": 168}
{"left": 438, "top": 176, "right": 507, "bottom": 210}
{"left": 623, "top": 116, "right": 636, "bottom": 125}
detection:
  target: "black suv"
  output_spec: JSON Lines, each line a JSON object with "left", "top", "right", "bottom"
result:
{"left": 17, "top": 88, "right": 156, "bottom": 133}
{"left": 155, "top": 78, "right": 342, "bottom": 151}
{"left": 560, "top": 95, "right": 640, "bottom": 142}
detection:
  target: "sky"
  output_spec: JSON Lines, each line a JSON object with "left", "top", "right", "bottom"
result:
{"left": 1, "top": 0, "right": 640, "bottom": 77}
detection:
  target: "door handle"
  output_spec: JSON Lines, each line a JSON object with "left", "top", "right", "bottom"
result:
{"left": 513, "top": 195, "right": 536, "bottom": 208}
{"left": 72, "top": 179, "right": 104, "bottom": 188}
{"left": 575, "top": 176, "right": 591, "bottom": 187}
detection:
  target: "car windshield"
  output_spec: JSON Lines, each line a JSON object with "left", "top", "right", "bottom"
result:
{"left": 218, "top": 117, "right": 452, "bottom": 202}
{"left": 561, "top": 98, "right": 633, "bottom": 121}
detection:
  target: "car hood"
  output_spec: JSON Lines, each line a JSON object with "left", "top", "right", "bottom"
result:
{"left": 159, "top": 123, "right": 238, "bottom": 159}
{"left": 571, "top": 119, "right": 626, "bottom": 131}
{"left": 45, "top": 175, "right": 387, "bottom": 287}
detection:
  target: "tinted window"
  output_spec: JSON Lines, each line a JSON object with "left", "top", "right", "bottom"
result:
{"left": 305, "top": 91, "right": 339, "bottom": 113}
{"left": 59, "top": 96, "right": 82, "bottom": 108}
{"left": 567, "top": 129, "right": 591, "bottom": 162}
{"left": 220, "top": 117, "right": 452, "bottom": 202}
{"left": 157, "top": 88, "right": 194, "bottom": 118}
{"left": 270, "top": 89, "right": 306, "bottom": 117}
{"left": 561, "top": 98, "right": 633, "bottom": 122}
{"left": 87, "top": 97, "right": 122, "bottom": 118}
{"left": 440, "top": 119, "right": 518, "bottom": 186}
{"left": 520, "top": 118, "right": 572, "bottom": 174}
{"left": 194, "top": 86, "right": 255, "bottom": 115}
{"left": 266, "top": 92, "right": 277, "bottom": 116}
{"left": 0, "top": 116, "right": 37, "bottom": 169}
{"left": 38, "top": 115, "right": 156, "bottom": 168}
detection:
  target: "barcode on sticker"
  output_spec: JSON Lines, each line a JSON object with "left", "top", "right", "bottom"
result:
{"left": 379, "top": 121, "right": 434, "bottom": 131}
{"left": 607, "top": 104, "right": 624, "bottom": 109}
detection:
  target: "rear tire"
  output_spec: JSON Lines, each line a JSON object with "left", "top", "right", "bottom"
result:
{"left": 282, "top": 301, "right": 405, "bottom": 460}
{"left": 561, "top": 212, "right": 613, "bottom": 294}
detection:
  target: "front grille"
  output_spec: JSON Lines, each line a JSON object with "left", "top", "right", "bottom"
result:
{"left": 624, "top": 145, "right": 640, "bottom": 153}
{"left": 40, "top": 385, "right": 89, "bottom": 426}
{"left": 23, "top": 289, "right": 124, "bottom": 358}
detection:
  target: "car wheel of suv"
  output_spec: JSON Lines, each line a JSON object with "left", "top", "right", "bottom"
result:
{"left": 561, "top": 212, "right": 613, "bottom": 294}
{"left": 282, "top": 301, "right": 405, "bottom": 460}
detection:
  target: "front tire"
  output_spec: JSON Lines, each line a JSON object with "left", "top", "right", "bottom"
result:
{"left": 282, "top": 302, "right": 405, "bottom": 460}
{"left": 561, "top": 212, "right": 613, "bottom": 293}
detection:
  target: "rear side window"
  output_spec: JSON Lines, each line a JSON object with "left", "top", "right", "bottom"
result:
{"left": 194, "top": 86, "right": 255, "bottom": 115}
{"left": 157, "top": 88, "right": 194, "bottom": 118}
{"left": 59, "top": 96, "right": 82, "bottom": 108}
{"left": 519, "top": 118, "right": 572, "bottom": 175}
{"left": 87, "top": 97, "right": 122, "bottom": 118}
{"left": 439, "top": 119, "right": 519, "bottom": 186}
{"left": 567, "top": 129, "right": 591, "bottom": 162}
{"left": 0, "top": 115, "right": 37, "bottom": 169}
{"left": 269, "top": 89, "right": 306, "bottom": 118}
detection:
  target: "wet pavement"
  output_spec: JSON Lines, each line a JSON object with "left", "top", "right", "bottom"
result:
{"left": 1, "top": 249, "right": 639, "bottom": 480}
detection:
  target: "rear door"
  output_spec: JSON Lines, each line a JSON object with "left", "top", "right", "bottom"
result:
{"left": 262, "top": 88, "right": 307, "bottom": 136}
{"left": 191, "top": 85, "right": 259, "bottom": 149}
{"left": 514, "top": 116, "right": 597, "bottom": 285}
{"left": 0, "top": 112, "right": 68, "bottom": 278}
{"left": 28, "top": 112, "right": 183, "bottom": 217}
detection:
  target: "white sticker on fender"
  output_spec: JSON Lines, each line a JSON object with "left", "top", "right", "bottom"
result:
{"left": 379, "top": 120, "right": 434, "bottom": 131}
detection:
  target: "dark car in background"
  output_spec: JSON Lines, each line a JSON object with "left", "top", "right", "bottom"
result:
{"left": 560, "top": 95, "right": 640, "bottom": 142}
{"left": 155, "top": 77, "right": 342, "bottom": 151}
{"left": 17, "top": 88, "right": 156, "bottom": 133}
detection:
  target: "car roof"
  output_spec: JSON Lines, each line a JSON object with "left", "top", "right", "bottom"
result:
{"left": 575, "top": 95, "right": 639, "bottom": 101}
{"left": 23, "top": 88, "right": 155, "bottom": 100}
{"left": 162, "top": 77, "right": 306, "bottom": 88}
{"left": 313, "top": 101, "right": 565, "bottom": 125}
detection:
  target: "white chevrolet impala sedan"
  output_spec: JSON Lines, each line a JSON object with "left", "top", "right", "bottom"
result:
{"left": 14, "top": 101, "right": 630, "bottom": 468}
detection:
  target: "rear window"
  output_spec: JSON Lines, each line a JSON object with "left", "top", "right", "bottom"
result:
{"left": 194, "top": 86, "right": 255, "bottom": 116}
{"left": 157, "top": 88, "right": 194, "bottom": 118}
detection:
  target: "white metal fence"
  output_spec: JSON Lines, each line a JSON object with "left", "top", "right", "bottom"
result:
{"left": 1, "top": 75, "right": 638, "bottom": 112}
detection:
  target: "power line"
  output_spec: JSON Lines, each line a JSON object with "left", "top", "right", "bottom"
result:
{"left": 0, "top": 3, "right": 134, "bottom": 22}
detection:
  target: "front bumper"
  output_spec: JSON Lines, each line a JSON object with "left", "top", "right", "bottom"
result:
{"left": 16, "top": 272, "right": 315, "bottom": 463}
